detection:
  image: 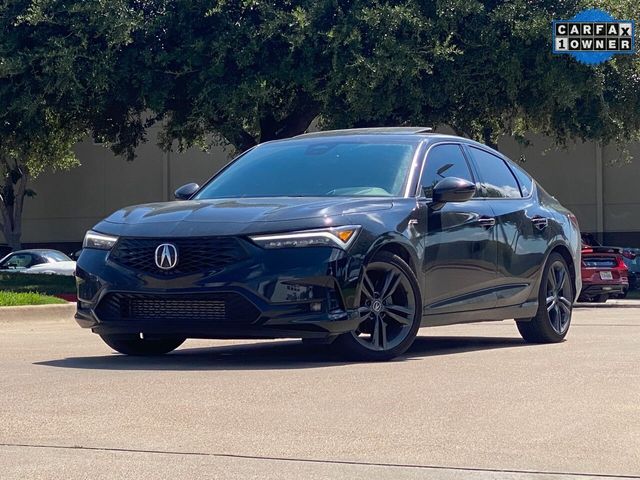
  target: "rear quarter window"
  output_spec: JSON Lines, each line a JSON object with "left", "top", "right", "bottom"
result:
{"left": 509, "top": 162, "right": 533, "bottom": 197}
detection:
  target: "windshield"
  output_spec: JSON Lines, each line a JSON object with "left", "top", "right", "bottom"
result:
{"left": 194, "top": 139, "right": 419, "bottom": 199}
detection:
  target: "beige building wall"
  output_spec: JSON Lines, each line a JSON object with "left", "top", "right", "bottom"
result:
{"left": 602, "top": 142, "right": 640, "bottom": 236}
{"left": 14, "top": 128, "right": 640, "bottom": 247}
{"left": 500, "top": 135, "right": 640, "bottom": 244}
{"left": 498, "top": 135, "right": 599, "bottom": 232}
{"left": 21, "top": 127, "right": 235, "bottom": 244}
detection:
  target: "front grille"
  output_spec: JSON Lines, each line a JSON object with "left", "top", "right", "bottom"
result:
{"left": 96, "top": 292, "right": 261, "bottom": 324}
{"left": 583, "top": 256, "right": 617, "bottom": 268}
{"left": 109, "top": 237, "right": 247, "bottom": 276}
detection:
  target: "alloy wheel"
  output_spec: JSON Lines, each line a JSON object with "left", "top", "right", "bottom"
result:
{"left": 545, "top": 261, "right": 572, "bottom": 335}
{"left": 351, "top": 261, "right": 417, "bottom": 351}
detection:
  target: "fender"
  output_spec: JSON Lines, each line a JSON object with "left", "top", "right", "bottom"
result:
{"left": 342, "top": 231, "right": 421, "bottom": 310}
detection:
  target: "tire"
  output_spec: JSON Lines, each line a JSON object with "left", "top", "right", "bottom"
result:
{"left": 617, "top": 288, "right": 628, "bottom": 299}
{"left": 517, "top": 253, "right": 574, "bottom": 343}
{"left": 100, "top": 333, "right": 186, "bottom": 356}
{"left": 332, "top": 251, "right": 422, "bottom": 361}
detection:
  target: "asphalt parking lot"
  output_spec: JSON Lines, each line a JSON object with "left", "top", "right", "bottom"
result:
{"left": 1, "top": 305, "right": 639, "bottom": 480}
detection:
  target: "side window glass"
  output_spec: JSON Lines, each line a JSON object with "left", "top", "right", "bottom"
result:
{"left": 509, "top": 162, "right": 533, "bottom": 197}
{"left": 31, "top": 256, "right": 47, "bottom": 266}
{"left": 469, "top": 147, "right": 521, "bottom": 198}
{"left": 420, "top": 144, "right": 474, "bottom": 198}
{"left": 2, "top": 254, "right": 32, "bottom": 269}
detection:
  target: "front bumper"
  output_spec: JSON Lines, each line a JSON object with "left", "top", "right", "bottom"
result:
{"left": 75, "top": 241, "right": 365, "bottom": 339}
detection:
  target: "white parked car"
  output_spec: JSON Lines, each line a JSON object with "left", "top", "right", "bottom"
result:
{"left": 0, "top": 249, "right": 76, "bottom": 276}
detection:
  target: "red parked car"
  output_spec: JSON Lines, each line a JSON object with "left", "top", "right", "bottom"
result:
{"left": 578, "top": 234, "right": 629, "bottom": 302}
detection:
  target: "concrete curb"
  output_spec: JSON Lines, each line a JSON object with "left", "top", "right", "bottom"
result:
{"left": 0, "top": 303, "right": 76, "bottom": 322}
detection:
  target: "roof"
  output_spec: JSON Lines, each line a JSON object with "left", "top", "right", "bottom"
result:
{"left": 5, "top": 249, "right": 65, "bottom": 255}
{"left": 295, "top": 127, "right": 433, "bottom": 138}
{"left": 268, "top": 128, "right": 504, "bottom": 159}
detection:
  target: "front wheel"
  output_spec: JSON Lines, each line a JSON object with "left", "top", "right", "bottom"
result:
{"left": 100, "top": 333, "right": 186, "bottom": 356}
{"left": 516, "top": 253, "right": 574, "bottom": 343}
{"left": 332, "top": 252, "right": 422, "bottom": 361}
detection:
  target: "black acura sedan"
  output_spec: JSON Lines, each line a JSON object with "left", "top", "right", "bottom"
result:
{"left": 75, "top": 127, "right": 581, "bottom": 360}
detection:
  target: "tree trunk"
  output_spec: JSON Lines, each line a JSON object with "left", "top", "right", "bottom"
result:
{"left": 0, "top": 162, "right": 29, "bottom": 251}
{"left": 0, "top": 204, "right": 23, "bottom": 250}
{"left": 2, "top": 230, "right": 22, "bottom": 251}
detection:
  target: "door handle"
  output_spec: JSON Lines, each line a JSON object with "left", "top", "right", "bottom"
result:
{"left": 531, "top": 216, "right": 549, "bottom": 231}
{"left": 477, "top": 216, "right": 496, "bottom": 229}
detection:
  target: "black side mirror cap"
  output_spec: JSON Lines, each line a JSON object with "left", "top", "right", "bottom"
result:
{"left": 174, "top": 183, "right": 200, "bottom": 200}
{"left": 429, "top": 177, "right": 476, "bottom": 210}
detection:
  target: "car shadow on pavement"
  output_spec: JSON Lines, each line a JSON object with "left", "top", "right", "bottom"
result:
{"left": 36, "top": 335, "right": 531, "bottom": 371}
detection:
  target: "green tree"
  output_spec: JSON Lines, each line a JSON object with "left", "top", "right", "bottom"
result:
{"left": 2, "top": 0, "right": 639, "bottom": 249}
{"left": 131, "top": 0, "right": 639, "bottom": 153}
{"left": 0, "top": 1, "right": 145, "bottom": 249}
{"left": 322, "top": 0, "right": 640, "bottom": 150}
{"left": 120, "top": 0, "right": 458, "bottom": 152}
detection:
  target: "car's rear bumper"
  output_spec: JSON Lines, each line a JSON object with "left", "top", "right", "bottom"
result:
{"left": 579, "top": 283, "right": 626, "bottom": 298}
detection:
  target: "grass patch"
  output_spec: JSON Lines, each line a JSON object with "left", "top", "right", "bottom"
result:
{"left": 0, "top": 291, "right": 67, "bottom": 306}
{"left": 0, "top": 272, "right": 75, "bottom": 295}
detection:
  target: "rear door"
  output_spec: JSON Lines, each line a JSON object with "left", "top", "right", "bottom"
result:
{"left": 465, "top": 146, "right": 552, "bottom": 308}
{"left": 416, "top": 143, "right": 498, "bottom": 314}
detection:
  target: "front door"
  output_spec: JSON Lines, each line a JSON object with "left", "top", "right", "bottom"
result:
{"left": 415, "top": 143, "right": 498, "bottom": 314}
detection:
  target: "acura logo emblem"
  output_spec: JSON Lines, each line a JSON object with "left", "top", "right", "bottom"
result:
{"left": 155, "top": 243, "right": 178, "bottom": 270}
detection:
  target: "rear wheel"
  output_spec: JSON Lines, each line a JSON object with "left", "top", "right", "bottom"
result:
{"left": 516, "top": 253, "right": 573, "bottom": 343}
{"left": 100, "top": 334, "right": 185, "bottom": 356}
{"left": 332, "top": 252, "right": 422, "bottom": 361}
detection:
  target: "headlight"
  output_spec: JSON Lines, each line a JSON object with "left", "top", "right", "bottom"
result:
{"left": 83, "top": 230, "right": 119, "bottom": 250}
{"left": 250, "top": 225, "right": 360, "bottom": 250}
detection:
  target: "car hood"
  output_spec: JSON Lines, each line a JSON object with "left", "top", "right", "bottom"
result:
{"left": 103, "top": 198, "right": 393, "bottom": 225}
{"left": 94, "top": 197, "right": 394, "bottom": 237}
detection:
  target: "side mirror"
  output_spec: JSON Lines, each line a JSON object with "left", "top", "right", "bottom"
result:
{"left": 429, "top": 177, "right": 476, "bottom": 210}
{"left": 174, "top": 183, "right": 200, "bottom": 200}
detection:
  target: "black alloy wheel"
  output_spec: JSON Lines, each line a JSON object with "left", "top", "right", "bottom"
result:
{"left": 333, "top": 251, "right": 422, "bottom": 361}
{"left": 517, "top": 253, "right": 574, "bottom": 343}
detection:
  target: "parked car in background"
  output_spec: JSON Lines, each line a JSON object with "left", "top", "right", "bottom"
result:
{"left": 620, "top": 247, "right": 640, "bottom": 292}
{"left": 0, "top": 249, "right": 76, "bottom": 276}
{"left": 579, "top": 234, "right": 628, "bottom": 302}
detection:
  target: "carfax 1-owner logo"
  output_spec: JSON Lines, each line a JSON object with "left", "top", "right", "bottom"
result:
{"left": 553, "top": 8, "right": 635, "bottom": 65}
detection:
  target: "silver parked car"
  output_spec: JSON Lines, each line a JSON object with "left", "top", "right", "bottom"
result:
{"left": 0, "top": 249, "right": 76, "bottom": 276}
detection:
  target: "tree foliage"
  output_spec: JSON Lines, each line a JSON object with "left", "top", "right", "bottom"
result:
{"left": 0, "top": 0, "right": 143, "bottom": 248}
{"left": 0, "top": 0, "right": 639, "bottom": 248}
{"left": 123, "top": 0, "right": 639, "bottom": 151}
